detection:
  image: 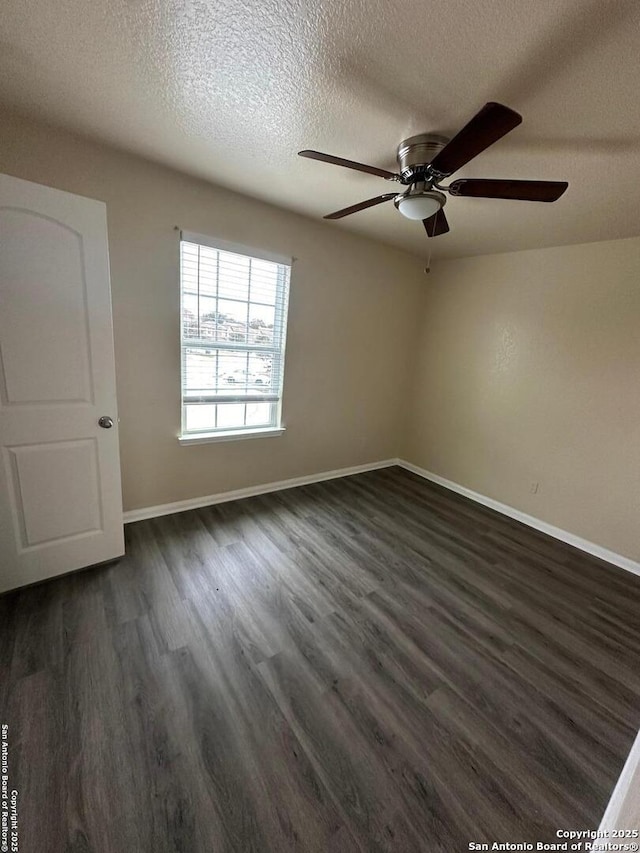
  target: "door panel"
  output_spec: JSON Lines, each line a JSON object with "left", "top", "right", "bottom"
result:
{"left": 5, "top": 439, "right": 102, "bottom": 548}
{"left": 0, "top": 209, "right": 92, "bottom": 404}
{"left": 0, "top": 174, "right": 124, "bottom": 592}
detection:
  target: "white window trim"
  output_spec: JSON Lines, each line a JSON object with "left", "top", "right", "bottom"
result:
{"left": 179, "top": 233, "right": 291, "bottom": 442}
{"left": 178, "top": 426, "right": 286, "bottom": 445}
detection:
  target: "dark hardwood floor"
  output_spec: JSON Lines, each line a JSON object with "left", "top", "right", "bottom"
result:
{"left": 2, "top": 466, "right": 639, "bottom": 852}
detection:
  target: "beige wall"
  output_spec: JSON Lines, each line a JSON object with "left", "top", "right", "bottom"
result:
{"left": 403, "top": 237, "right": 640, "bottom": 562}
{"left": 0, "top": 110, "right": 425, "bottom": 511}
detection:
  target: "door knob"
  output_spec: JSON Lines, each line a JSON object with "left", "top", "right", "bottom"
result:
{"left": 98, "top": 416, "right": 114, "bottom": 429}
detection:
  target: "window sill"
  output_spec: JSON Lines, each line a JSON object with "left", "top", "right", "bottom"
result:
{"left": 178, "top": 427, "right": 286, "bottom": 446}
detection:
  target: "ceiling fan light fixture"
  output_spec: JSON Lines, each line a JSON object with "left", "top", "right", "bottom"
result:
{"left": 395, "top": 190, "right": 445, "bottom": 221}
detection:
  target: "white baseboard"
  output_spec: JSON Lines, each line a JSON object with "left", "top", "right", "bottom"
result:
{"left": 595, "top": 726, "right": 640, "bottom": 840}
{"left": 123, "top": 455, "right": 640, "bottom": 578}
{"left": 396, "top": 459, "right": 640, "bottom": 578}
{"left": 123, "top": 458, "right": 398, "bottom": 523}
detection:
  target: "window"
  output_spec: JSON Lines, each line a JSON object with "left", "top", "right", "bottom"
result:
{"left": 179, "top": 232, "right": 291, "bottom": 442}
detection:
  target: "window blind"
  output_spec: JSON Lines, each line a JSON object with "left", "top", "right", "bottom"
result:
{"left": 180, "top": 236, "right": 291, "bottom": 436}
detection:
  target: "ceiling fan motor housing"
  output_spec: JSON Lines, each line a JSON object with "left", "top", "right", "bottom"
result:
{"left": 396, "top": 133, "right": 449, "bottom": 182}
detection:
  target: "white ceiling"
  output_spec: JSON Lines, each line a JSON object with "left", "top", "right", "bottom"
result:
{"left": 1, "top": 0, "right": 640, "bottom": 259}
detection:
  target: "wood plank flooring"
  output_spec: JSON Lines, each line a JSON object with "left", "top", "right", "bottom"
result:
{"left": 1, "top": 466, "right": 639, "bottom": 852}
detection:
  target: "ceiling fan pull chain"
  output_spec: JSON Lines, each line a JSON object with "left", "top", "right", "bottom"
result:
{"left": 425, "top": 225, "right": 434, "bottom": 273}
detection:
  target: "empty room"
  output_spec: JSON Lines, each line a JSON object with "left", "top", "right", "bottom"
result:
{"left": 1, "top": 0, "right": 639, "bottom": 850}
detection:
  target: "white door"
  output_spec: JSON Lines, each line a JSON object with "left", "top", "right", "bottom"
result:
{"left": 0, "top": 174, "right": 124, "bottom": 593}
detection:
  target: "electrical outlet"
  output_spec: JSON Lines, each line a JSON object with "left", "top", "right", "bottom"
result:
{"left": 530, "top": 481, "right": 539, "bottom": 494}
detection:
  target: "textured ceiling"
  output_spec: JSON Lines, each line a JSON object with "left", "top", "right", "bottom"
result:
{"left": 1, "top": 0, "right": 640, "bottom": 259}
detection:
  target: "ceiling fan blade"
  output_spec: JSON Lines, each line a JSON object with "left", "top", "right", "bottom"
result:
{"left": 323, "top": 193, "right": 397, "bottom": 220}
{"left": 429, "top": 103, "right": 522, "bottom": 177}
{"left": 423, "top": 208, "right": 450, "bottom": 237}
{"left": 449, "top": 178, "right": 568, "bottom": 202}
{"left": 299, "top": 150, "right": 398, "bottom": 180}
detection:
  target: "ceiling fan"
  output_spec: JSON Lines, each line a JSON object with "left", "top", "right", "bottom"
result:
{"left": 298, "top": 102, "right": 568, "bottom": 237}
